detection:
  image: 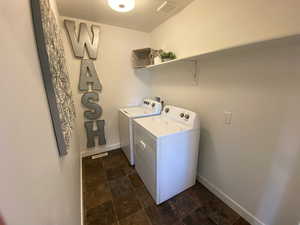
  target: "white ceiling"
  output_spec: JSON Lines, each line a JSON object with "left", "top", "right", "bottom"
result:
{"left": 56, "top": 0, "right": 194, "bottom": 32}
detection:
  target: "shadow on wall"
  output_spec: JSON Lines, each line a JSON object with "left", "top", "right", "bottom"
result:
{"left": 150, "top": 61, "right": 198, "bottom": 87}
{"left": 149, "top": 35, "right": 300, "bottom": 225}
{"left": 151, "top": 34, "right": 300, "bottom": 89}
{"left": 198, "top": 127, "right": 216, "bottom": 173}
{"left": 255, "top": 95, "right": 300, "bottom": 225}
{"left": 134, "top": 68, "right": 151, "bottom": 86}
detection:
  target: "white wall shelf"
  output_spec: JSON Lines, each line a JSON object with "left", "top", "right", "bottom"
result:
{"left": 145, "top": 54, "right": 199, "bottom": 70}
{"left": 137, "top": 34, "right": 300, "bottom": 71}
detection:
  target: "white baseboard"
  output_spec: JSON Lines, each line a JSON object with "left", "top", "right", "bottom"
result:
{"left": 197, "top": 175, "right": 266, "bottom": 225}
{"left": 80, "top": 143, "right": 121, "bottom": 158}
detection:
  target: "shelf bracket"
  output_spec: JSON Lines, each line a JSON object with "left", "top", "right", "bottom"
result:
{"left": 188, "top": 60, "right": 199, "bottom": 84}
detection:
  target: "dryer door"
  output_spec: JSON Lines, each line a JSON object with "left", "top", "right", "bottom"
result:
{"left": 134, "top": 129, "right": 157, "bottom": 202}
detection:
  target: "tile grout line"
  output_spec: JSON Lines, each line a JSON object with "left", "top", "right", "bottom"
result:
{"left": 103, "top": 155, "right": 120, "bottom": 225}
{"left": 231, "top": 216, "right": 242, "bottom": 225}
{"left": 110, "top": 180, "right": 120, "bottom": 225}
{"left": 131, "top": 176, "right": 153, "bottom": 225}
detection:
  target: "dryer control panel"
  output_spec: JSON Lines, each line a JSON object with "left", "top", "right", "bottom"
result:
{"left": 162, "top": 105, "right": 199, "bottom": 129}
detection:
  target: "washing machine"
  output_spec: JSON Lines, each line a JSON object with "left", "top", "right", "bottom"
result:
{"left": 133, "top": 105, "right": 200, "bottom": 204}
{"left": 119, "top": 99, "right": 162, "bottom": 165}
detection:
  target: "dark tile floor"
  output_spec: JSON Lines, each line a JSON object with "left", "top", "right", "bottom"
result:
{"left": 83, "top": 149, "right": 251, "bottom": 225}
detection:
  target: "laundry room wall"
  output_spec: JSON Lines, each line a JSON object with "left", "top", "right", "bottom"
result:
{"left": 0, "top": 1, "right": 80, "bottom": 225}
{"left": 149, "top": 0, "right": 300, "bottom": 225}
{"left": 61, "top": 17, "right": 151, "bottom": 155}
{"left": 151, "top": 0, "right": 300, "bottom": 59}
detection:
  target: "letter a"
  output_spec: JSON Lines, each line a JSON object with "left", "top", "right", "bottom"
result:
{"left": 79, "top": 59, "right": 102, "bottom": 91}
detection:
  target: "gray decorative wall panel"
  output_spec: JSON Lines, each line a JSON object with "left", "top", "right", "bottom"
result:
{"left": 31, "top": 0, "right": 76, "bottom": 155}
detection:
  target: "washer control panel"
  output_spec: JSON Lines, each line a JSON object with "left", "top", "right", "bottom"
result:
{"left": 142, "top": 99, "right": 162, "bottom": 113}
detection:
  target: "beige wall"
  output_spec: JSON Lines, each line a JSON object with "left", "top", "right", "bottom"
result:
{"left": 61, "top": 17, "right": 151, "bottom": 154}
{"left": 151, "top": 0, "right": 300, "bottom": 58}
{"left": 149, "top": 1, "right": 300, "bottom": 224}
{"left": 0, "top": 1, "right": 80, "bottom": 225}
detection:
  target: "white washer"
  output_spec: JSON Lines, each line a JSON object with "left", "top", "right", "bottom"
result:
{"left": 119, "top": 99, "right": 162, "bottom": 165}
{"left": 133, "top": 105, "right": 200, "bottom": 204}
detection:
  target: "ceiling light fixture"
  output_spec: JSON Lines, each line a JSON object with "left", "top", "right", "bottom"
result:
{"left": 108, "top": 0, "right": 135, "bottom": 12}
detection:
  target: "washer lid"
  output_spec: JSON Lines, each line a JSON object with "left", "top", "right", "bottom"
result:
{"left": 120, "top": 107, "right": 158, "bottom": 118}
{"left": 134, "top": 115, "right": 192, "bottom": 137}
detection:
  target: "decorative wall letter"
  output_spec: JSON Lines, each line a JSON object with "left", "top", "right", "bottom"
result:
{"left": 64, "top": 20, "right": 100, "bottom": 59}
{"left": 84, "top": 120, "right": 106, "bottom": 148}
{"left": 79, "top": 59, "right": 102, "bottom": 91}
{"left": 64, "top": 19, "right": 106, "bottom": 149}
{"left": 81, "top": 92, "right": 103, "bottom": 120}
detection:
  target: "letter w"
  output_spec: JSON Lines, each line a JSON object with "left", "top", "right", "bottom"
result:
{"left": 64, "top": 20, "right": 100, "bottom": 59}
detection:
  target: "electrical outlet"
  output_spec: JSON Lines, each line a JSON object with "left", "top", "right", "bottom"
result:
{"left": 224, "top": 111, "right": 232, "bottom": 125}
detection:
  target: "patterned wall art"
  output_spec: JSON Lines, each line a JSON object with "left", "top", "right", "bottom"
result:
{"left": 31, "top": 0, "right": 76, "bottom": 156}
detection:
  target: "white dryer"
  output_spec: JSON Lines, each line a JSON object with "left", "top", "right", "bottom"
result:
{"left": 119, "top": 99, "right": 162, "bottom": 165}
{"left": 133, "top": 105, "right": 200, "bottom": 204}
